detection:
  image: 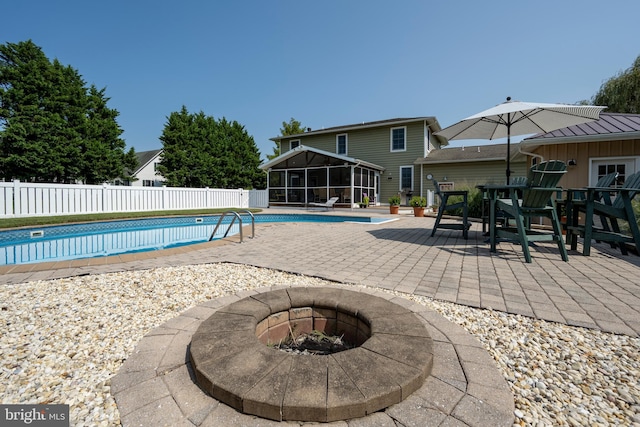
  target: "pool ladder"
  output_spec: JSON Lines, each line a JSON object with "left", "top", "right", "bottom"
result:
{"left": 209, "top": 210, "right": 255, "bottom": 242}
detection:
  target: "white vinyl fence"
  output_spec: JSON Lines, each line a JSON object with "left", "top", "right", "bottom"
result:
{"left": 0, "top": 180, "right": 269, "bottom": 217}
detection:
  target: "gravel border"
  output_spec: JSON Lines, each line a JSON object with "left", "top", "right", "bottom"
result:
{"left": 1, "top": 263, "right": 639, "bottom": 426}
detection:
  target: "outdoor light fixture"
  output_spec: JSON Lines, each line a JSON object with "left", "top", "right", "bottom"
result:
{"left": 568, "top": 159, "right": 577, "bottom": 166}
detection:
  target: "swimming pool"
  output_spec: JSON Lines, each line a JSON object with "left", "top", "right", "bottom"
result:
{"left": 0, "top": 214, "right": 390, "bottom": 265}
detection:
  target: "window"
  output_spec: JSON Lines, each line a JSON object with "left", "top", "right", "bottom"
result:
{"left": 153, "top": 162, "right": 159, "bottom": 171}
{"left": 591, "top": 158, "right": 637, "bottom": 186}
{"left": 390, "top": 126, "right": 406, "bottom": 152}
{"left": 143, "top": 180, "right": 153, "bottom": 187}
{"left": 438, "top": 182, "right": 454, "bottom": 191}
{"left": 400, "top": 166, "right": 413, "bottom": 190}
{"left": 336, "top": 134, "right": 347, "bottom": 155}
{"left": 290, "top": 140, "right": 300, "bottom": 150}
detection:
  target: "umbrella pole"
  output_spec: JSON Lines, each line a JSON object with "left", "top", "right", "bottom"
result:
{"left": 506, "top": 116, "right": 511, "bottom": 185}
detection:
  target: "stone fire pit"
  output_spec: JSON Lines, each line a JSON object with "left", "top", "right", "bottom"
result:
{"left": 189, "top": 287, "right": 434, "bottom": 422}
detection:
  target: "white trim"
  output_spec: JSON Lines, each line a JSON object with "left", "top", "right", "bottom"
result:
{"left": 424, "top": 122, "right": 431, "bottom": 156}
{"left": 336, "top": 133, "right": 348, "bottom": 155}
{"left": 399, "top": 165, "right": 414, "bottom": 191}
{"left": 270, "top": 117, "right": 439, "bottom": 141}
{"left": 390, "top": 126, "right": 407, "bottom": 152}
{"left": 260, "top": 145, "right": 384, "bottom": 171}
{"left": 588, "top": 156, "right": 640, "bottom": 186}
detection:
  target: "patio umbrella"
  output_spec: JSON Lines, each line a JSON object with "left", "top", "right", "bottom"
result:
{"left": 435, "top": 97, "right": 606, "bottom": 184}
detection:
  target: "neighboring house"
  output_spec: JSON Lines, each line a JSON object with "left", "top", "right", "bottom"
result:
{"left": 130, "top": 149, "right": 165, "bottom": 187}
{"left": 522, "top": 112, "right": 640, "bottom": 189}
{"left": 262, "top": 117, "right": 447, "bottom": 207}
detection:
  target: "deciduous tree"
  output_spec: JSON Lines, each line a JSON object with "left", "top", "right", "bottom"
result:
{"left": 592, "top": 55, "right": 640, "bottom": 114}
{"left": 266, "top": 117, "right": 306, "bottom": 160}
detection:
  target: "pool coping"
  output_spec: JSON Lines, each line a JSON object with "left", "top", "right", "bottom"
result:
{"left": 111, "top": 284, "right": 515, "bottom": 426}
{"left": 0, "top": 213, "right": 393, "bottom": 273}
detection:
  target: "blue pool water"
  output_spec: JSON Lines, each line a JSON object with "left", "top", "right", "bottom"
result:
{"left": 0, "top": 214, "right": 388, "bottom": 265}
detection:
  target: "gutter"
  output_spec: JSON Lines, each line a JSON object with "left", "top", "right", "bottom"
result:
{"left": 523, "top": 131, "right": 640, "bottom": 145}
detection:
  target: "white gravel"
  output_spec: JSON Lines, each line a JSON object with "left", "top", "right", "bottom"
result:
{"left": 1, "top": 263, "right": 638, "bottom": 426}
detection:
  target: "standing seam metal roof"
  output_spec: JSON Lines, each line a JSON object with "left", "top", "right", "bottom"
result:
{"left": 524, "top": 113, "right": 640, "bottom": 140}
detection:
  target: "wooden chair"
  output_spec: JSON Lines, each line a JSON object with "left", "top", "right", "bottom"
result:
{"left": 566, "top": 171, "right": 640, "bottom": 256}
{"left": 429, "top": 175, "right": 470, "bottom": 239}
{"left": 562, "top": 171, "right": 618, "bottom": 246}
{"left": 490, "top": 161, "right": 568, "bottom": 263}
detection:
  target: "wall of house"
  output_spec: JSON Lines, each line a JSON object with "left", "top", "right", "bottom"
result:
{"left": 132, "top": 159, "right": 165, "bottom": 187}
{"left": 420, "top": 160, "right": 529, "bottom": 194}
{"left": 531, "top": 138, "right": 640, "bottom": 188}
{"left": 279, "top": 121, "right": 432, "bottom": 204}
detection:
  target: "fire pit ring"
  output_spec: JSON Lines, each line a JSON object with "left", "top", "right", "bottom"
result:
{"left": 190, "top": 287, "right": 434, "bottom": 422}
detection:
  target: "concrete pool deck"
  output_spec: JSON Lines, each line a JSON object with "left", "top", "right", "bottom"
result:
{"left": 3, "top": 208, "right": 639, "bottom": 425}
{"left": 2, "top": 208, "right": 639, "bottom": 337}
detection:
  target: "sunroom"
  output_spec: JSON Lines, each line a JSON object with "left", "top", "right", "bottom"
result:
{"left": 260, "top": 145, "right": 384, "bottom": 208}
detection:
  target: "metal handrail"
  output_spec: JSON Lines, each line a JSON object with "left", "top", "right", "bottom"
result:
{"left": 237, "top": 209, "right": 255, "bottom": 239}
{"left": 209, "top": 210, "right": 255, "bottom": 242}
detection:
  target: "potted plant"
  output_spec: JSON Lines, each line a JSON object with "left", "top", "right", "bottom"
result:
{"left": 409, "top": 195, "right": 427, "bottom": 217}
{"left": 359, "top": 195, "right": 370, "bottom": 208}
{"left": 388, "top": 195, "right": 401, "bottom": 214}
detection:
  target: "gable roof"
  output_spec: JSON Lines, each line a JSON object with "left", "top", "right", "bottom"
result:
{"left": 523, "top": 112, "right": 640, "bottom": 144}
{"left": 415, "top": 142, "right": 527, "bottom": 165}
{"left": 134, "top": 149, "right": 162, "bottom": 174}
{"left": 260, "top": 145, "right": 384, "bottom": 171}
{"left": 270, "top": 117, "right": 448, "bottom": 146}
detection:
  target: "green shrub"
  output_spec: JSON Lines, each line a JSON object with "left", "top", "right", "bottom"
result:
{"left": 437, "top": 186, "right": 482, "bottom": 218}
{"left": 409, "top": 196, "right": 427, "bottom": 207}
{"left": 388, "top": 195, "right": 401, "bottom": 205}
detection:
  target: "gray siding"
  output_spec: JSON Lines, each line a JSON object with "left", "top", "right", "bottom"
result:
{"left": 422, "top": 161, "right": 529, "bottom": 191}
{"left": 282, "top": 120, "right": 430, "bottom": 204}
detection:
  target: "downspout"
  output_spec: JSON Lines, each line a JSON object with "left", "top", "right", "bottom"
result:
{"left": 517, "top": 142, "right": 545, "bottom": 164}
{"left": 420, "top": 164, "right": 424, "bottom": 200}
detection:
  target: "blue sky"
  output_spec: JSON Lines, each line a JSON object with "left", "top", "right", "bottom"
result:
{"left": 4, "top": 1, "right": 640, "bottom": 159}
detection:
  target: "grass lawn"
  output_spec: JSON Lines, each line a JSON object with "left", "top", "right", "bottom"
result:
{"left": 0, "top": 208, "right": 263, "bottom": 229}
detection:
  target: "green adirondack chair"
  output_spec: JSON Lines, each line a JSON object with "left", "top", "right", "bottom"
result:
{"left": 563, "top": 171, "right": 618, "bottom": 247}
{"left": 490, "top": 160, "right": 568, "bottom": 263}
{"left": 429, "top": 176, "right": 471, "bottom": 239}
{"left": 566, "top": 171, "right": 640, "bottom": 256}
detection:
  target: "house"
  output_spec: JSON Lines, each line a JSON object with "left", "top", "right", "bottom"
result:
{"left": 130, "top": 149, "right": 165, "bottom": 187}
{"left": 261, "top": 112, "right": 640, "bottom": 209}
{"left": 521, "top": 112, "right": 640, "bottom": 188}
{"left": 262, "top": 117, "right": 447, "bottom": 207}
{"left": 415, "top": 142, "right": 529, "bottom": 195}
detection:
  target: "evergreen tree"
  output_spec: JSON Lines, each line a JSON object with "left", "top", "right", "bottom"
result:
{"left": 158, "top": 106, "right": 265, "bottom": 189}
{"left": 0, "top": 40, "right": 136, "bottom": 183}
{"left": 266, "top": 117, "right": 306, "bottom": 160}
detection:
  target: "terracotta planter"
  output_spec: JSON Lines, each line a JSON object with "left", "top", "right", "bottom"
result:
{"left": 413, "top": 207, "right": 425, "bottom": 217}
{"left": 389, "top": 205, "right": 399, "bottom": 214}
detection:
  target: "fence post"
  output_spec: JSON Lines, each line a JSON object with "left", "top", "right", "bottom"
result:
{"left": 102, "top": 183, "right": 108, "bottom": 213}
{"left": 13, "top": 179, "right": 21, "bottom": 216}
{"left": 162, "top": 185, "right": 167, "bottom": 210}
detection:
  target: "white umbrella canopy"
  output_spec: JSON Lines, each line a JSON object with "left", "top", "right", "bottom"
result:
{"left": 435, "top": 97, "right": 606, "bottom": 183}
